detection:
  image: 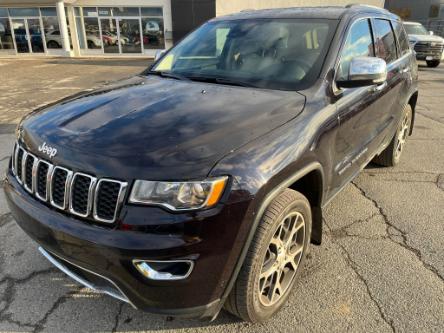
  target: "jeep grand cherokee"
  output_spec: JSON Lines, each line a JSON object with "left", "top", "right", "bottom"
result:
{"left": 4, "top": 5, "right": 418, "bottom": 323}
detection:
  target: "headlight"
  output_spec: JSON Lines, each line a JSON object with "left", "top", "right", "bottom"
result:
{"left": 129, "top": 176, "right": 228, "bottom": 211}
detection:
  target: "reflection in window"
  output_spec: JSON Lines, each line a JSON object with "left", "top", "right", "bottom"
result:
{"left": 338, "top": 19, "right": 374, "bottom": 80}
{"left": 142, "top": 18, "right": 165, "bottom": 50}
{"left": 374, "top": 19, "right": 397, "bottom": 64}
{"left": 9, "top": 8, "right": 40, "bottom": 17}
{"left": 120, "top": 19, "right": 142, "bottom": 53}
{"left": 83, "top": 17, "right": 102, "bottom": 49}
{"left": 392, "top": 21, "right": 410, "bottom": 56}
{"left": 0, "top": 18, "right": 14, "bottom": 50}
{"left": 141, "top": 7, "right": 163, "bottom": 17}
{"left": 42, "top": 17, "right": 61, "bottom": 48}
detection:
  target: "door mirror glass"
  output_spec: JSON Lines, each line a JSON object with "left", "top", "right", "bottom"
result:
{"left": 154, "top": 49, "right": 166, "bottom": 61}
{"left": 336, "top": 56, "right": 387, "bottom": 89}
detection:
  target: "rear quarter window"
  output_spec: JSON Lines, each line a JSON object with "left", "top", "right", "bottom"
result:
{"left": 392, "top": 21, "right": 410, "bottom": 56}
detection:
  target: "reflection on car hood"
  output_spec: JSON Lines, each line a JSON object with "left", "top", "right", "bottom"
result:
{"left": 20, "top": 76, "right": 306, "bottom": 180}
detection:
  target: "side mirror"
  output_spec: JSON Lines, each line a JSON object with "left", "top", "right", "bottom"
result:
{"left": 429, "top": 30, "right": 434, "bottom": 35}
{"left": 154, "top": 50, "right": 166, "bottom": 61}
{"left": 336, "top": 57, "right": 387, "bottom": 89}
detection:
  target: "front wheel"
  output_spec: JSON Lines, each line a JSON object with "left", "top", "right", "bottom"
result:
{"left": 224, "top": 189, "right": 311, "bottom": 322}
{"left": 373, "top": 104, "right": 412, "bottom": 167}
{"left": 426, "top": 60, "right": 440, "bottom": 68}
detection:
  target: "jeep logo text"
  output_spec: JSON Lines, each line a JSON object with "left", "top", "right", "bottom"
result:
{"left": 38, "top": 142, "right": 57, "bottom": 158}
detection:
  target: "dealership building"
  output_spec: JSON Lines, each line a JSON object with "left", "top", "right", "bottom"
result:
{"left": 0, "top": 0, "right": 384, "bottom": 58}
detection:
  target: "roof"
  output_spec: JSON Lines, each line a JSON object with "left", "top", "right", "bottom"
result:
{"left": 212, "top": 5, "right": 393, "bottom": 21}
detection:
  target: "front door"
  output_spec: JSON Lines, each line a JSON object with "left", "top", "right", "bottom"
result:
{"left": 11, "top": 18, "right": 44, "bottom": 54}
{"left": 331, "top": 18, "right": 381, "bottom": 194}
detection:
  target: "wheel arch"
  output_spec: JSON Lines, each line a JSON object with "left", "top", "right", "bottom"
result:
{"left": 217, "top": 162, "right": 325, "bottom": 318}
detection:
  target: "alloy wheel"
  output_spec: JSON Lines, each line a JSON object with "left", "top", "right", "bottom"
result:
{"left": 395, "top": 112, "right": 411, "bottom": 160}
{"left": 258, "top": 211, "right": 305, "bottom": 307}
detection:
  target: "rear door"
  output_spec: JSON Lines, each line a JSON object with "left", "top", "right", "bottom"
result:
{"left": 369, "top": 18, "right": 406, "bottom": 149}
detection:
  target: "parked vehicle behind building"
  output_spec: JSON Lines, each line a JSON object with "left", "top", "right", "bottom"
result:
{"left": 4, "top": 5, "right": 418, "bottom": 323}
{"left": 404, "top": 21, "right": 444, "bottom": 67}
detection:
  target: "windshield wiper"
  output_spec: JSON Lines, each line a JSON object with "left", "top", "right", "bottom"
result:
{"left": 148, "top": 71, "right": 190, "bottom": 81}
{"left": 189, "top": 76, "right": 257, "bottom": 88}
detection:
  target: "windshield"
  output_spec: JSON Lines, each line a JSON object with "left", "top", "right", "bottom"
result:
{"left": 150, "top": 18, "right": 338, "bottom": 90}
{"left": 404, "top": 23, "right": 428, "bottom": 35}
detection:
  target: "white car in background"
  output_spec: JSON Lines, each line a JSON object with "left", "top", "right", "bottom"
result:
{"left": 45, "top": 29, "right": 102, "bottom": 49}
{"left": 404, "top": 21, "right": 444, "bottom": 67}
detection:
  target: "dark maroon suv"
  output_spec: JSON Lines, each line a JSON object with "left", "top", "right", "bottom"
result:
{"left": 4, "top": 5, "right": 418, "bottom": 322}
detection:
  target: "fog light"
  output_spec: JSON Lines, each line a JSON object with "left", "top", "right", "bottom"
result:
{"left": 133, "top": 260, "right": 194, "bottom": 281}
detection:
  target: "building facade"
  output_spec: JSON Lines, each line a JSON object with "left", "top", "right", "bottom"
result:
{"left": 385, "top": 0, "right": 444, "bottom": 36}
{"left": 0, "top": 0, "right": 384, "bottom": 58}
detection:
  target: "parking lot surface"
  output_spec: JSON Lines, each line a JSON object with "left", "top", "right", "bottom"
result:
{"left": 0, "top": 58, "right": 443, "bottom": 333}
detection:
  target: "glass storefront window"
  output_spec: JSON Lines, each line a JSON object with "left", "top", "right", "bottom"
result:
{"left": 9, "top": 8, "right": 39, "bottom": 17}
{"left": 141, "top": 7, "right": 163, "bottom": 17}
{"left": 83, "top": 17, "right": 101, "bottom": 49}
{"left": 74, "top": 7, "right": 82, "bottom": 17}
{"left": 142, "top": 17, "right": 165, "bottom": 50}
{"left": 0, "top": 18, "right": 14, "bottom": 50}
{"left": 75, "top": 17, "right": 86, "bottom": 49}
{"left": 40, "top": 7, "right": 57, "bottom": 17}
{"left": 0, "top": 8, "right": 8, "bottom": 17}
{"left": 83, "top": 7, "right": 98, "bottom": 18}
{"left": 119, "top": 18, "right": 142, "bottom": 53}
{"left": 42, "top": 17, "right": 61, "bottom": 49}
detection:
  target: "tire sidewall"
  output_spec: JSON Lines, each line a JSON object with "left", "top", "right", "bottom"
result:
{"left": 249, "top": 195, "right": 312, "bottom": 322}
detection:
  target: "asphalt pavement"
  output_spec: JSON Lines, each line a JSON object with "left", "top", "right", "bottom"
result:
{"left": 0, "top": 58, "right": 443, "bottom": 333}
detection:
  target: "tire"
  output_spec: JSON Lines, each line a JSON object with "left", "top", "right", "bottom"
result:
{"left": 225, "top": 189, "right": 312, "bottom": 322}
{"left": 373, "top": 104, "right": 413, "bottom": 167}
{"left": 426, "top": 60, "right": 440, "bottom": 68}
{"left": 87, "top": 40, "right": 96, "bottom": 49}
{"left": 47, "top": 41, "right": 60, "bottom": 49}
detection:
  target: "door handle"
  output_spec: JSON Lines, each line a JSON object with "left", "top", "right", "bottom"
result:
{"left": 372, "top": 82, "right": 387, "bottom": 92}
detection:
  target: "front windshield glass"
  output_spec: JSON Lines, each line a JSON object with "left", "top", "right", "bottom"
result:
{"left": 404, "top": 24, "right": 428, "bottom": 35}
{"left": 151, "top": 18, "right": 338, "bottom": 90}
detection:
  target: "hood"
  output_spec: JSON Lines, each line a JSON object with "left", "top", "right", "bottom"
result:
{"left": 20, "top": 76, "right": 305, "bottom": 180}
{"left": 408, "top": 34, "right": 444, "bottom": 43}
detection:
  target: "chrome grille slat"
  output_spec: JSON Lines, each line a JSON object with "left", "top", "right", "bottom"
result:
{"left": 12, "top": 143, "right": 127, "bottom": 224}
{"left": 69, "top": 173, "right": 97, "bottom": 218}
{"left": 50, "top": 166, "right": 73, "bottom": 210}
{"left": 35, "top": 160, "right": 53, "bottom": 202}
{"left": 94, "top": 179, "right": 128, "bottom": 224}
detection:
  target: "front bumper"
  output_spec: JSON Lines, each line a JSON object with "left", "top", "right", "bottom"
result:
{"left": 4, "top": 171, "right": 252, "bottom": 319}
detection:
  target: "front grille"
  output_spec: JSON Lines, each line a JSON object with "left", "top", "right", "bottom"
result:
{"left": 414, "top": 42, "right": 444, "bottom": 55}
{"left": 94, "top": 180, "right": 123, "bottom": 222}
{"left": 70, "top": 174, "right": 95, "bottom": 217}
{"left": 16, "top": 147, "right": 24, "bottom": 181}
{"left": 12, "top": 143, "right": 127, "bottom": 224}
{"left": 24, "top": 154, "right": 35, "bottom": 192}
{"left": 51, "top": 167, "right": 70, "bottom": 208}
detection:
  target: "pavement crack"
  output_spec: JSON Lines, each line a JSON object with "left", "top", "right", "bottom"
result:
{"left": 112, "top": 302, "right": 125, "bottom": 332}
{"left": 328, "top": 213, "right": 380, "bottom": 240}
{"left": 437, "top": 174, "right": 444, "bottom": 191}
{"left": 33, "top": 294, "right": 69, "bottom": 333}
{"left": 0, "top": 213, "right": 12, "bottom": 227}
{"left": 324, "top": 218, "right": 396, "bottom": 332}
{"left": 352, "top": 181, "right": 444, "bottom": 282}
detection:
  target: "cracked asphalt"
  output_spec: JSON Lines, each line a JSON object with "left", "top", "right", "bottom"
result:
{"left": 0, "top": 58, "right": 443, "bottom": 333}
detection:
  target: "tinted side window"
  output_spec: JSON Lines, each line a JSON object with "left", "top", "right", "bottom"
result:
{"left": 338, "top": 19, "right": 374, "bottom": 80}
{"left": 373, "top": 19, "right": 397, "bottom": 63}
{"left": 392, "top": 21, "right": 410, "bottom": 56}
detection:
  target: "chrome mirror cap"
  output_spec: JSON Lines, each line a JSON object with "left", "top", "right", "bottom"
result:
{"left": 337, "top": 56, "right": 387, "bottom": 89}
